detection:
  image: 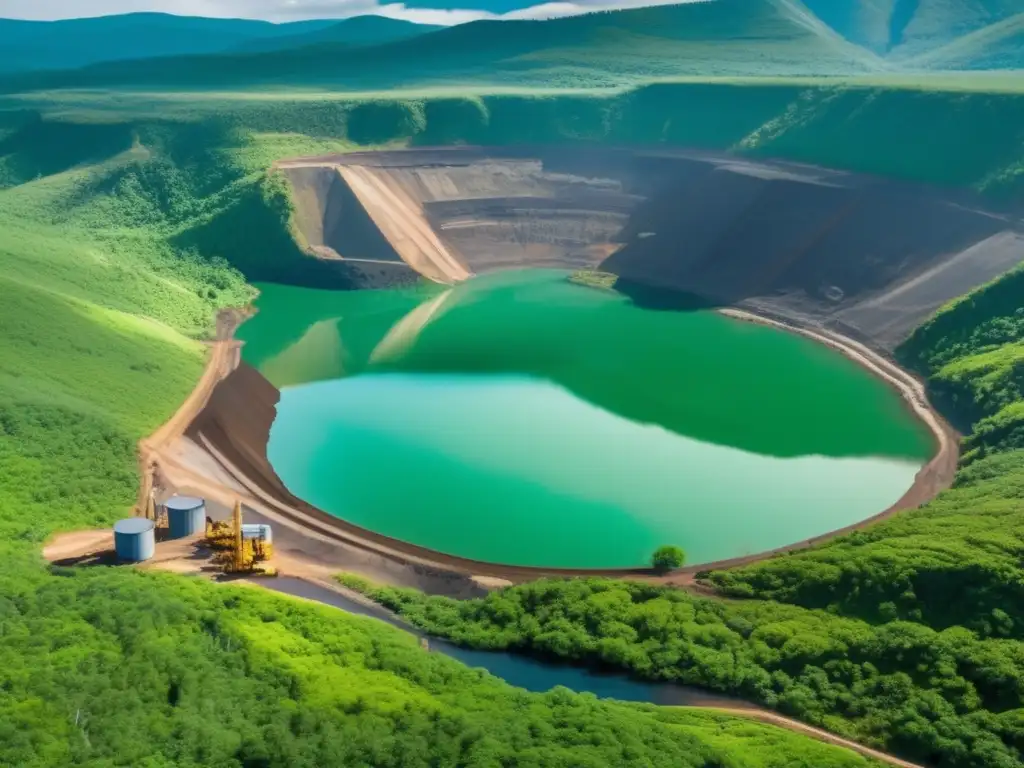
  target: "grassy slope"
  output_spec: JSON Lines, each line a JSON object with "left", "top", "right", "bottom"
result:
{"left": 0, "top": 14, "right": 341, "bottom": 75}
{"left": 0, "top": 86, "right": 895, "bottom": 768}
{"left": 0, "top": 0, "right": 881, "bottom": 92}
{"left": 802, "top": 0, "right": 1024, "bottom": 58}
{"left": 799, "top": 0, "right": 897, "bottom": 52}
{"left": 895, "top": 0, "right": 1024, "bottom": 56}
{"left": 907, "top": 13, "right": 1024, "bottom": 70}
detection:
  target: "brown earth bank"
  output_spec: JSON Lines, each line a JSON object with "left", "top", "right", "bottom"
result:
{"left": 278, "top": 145, "right": 1024, "bottom": 352}
{"left": 109, "top": 142, "right": 988, "bottom": 591}
{"left": 142, "top": 304, "right": 957, "bottom": 593}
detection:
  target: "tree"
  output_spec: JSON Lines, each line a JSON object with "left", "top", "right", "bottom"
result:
{"left": 651, "top": 545, "right": 686, "bottom": 573}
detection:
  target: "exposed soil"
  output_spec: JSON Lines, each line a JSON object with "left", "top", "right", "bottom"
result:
{"left": 128, "top": 303, "right": 958, "bottom": 594}
{"left": 279, "top": 146, "right": 1024, "bottom": 351}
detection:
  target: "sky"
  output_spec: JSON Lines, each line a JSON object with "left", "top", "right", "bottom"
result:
{"left": 0, "top": 0, "right": 702, "bottom": 24}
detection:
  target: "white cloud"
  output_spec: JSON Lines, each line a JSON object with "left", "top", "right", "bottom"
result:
{"left": 373, "top": 4, "right": 491, "bottom": 25}
{"left": 0, "top": 0, "right": 708, "bottom": 24}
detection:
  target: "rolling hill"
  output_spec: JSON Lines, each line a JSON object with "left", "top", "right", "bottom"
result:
{"left": 229, "top": 16, "right": 442, "bottom": 54}
{"left": 802, "top": 0, "right": 1024, "bottom": 59}
{"left": 907, "top": 11, "right": 1024, "bottom": 69}
{"left": 894, "top": 0, "right": 1023, "bottom": 56}
{"left": 798, "top": 0, "right": 897, "bottom": 53}
{"left": 1, "top": 0, "right": 883, "bottom": 91}
{"left": 0, "top": 13, "right": 343, "bottom": 74}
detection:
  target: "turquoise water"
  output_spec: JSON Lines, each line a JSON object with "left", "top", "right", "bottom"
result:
{"left": 241, "top": 269, "right": 934, "bottom": 568}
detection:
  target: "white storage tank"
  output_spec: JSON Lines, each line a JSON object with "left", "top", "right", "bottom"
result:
{"left": 165, "top": 496, "right": 206, "bottom": 540}
{"left": 241, "top": 524, "right": 273, "bottom": 543}
{"left": 114, "top": 518, "right": 156, "bottom": 562}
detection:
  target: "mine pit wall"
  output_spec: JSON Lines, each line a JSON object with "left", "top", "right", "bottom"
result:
{"left": 280, "top": 147, "right": 1024, "bottom": 352}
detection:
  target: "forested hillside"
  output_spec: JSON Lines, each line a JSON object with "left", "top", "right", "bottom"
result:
{"left": 1, "top": 80, "right": 933, "bottom": 767}
{"left": 801, "top": 0, "right": 1023, "bottom": 58}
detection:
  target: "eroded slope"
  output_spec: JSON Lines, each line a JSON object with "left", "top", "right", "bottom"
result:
{"left": 281, "top": 146, "right": 1024, "bottom": 351}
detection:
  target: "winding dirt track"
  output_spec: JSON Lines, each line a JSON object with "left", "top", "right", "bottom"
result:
{"left": 706, "top": 708, "right": 924, "bottom": 768}
{"left": 134, "top": 310, "right": 244, "bottom": 516}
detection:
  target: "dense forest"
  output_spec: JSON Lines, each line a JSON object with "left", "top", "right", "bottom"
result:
{"left": 341, "top": 568, "right": 1024, "bottom": 768}
{"left": 7, "top": 566, "right": 892, "bottom": 768}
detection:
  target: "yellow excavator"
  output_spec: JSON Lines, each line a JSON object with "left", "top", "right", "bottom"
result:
{"left": 205, "top": 501, "right": 277, "bottom": 576}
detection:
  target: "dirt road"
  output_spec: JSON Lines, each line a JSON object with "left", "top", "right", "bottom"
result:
{"left": 708, "top": 708, "right": 925, "bottom": 768}
{"left": 134, "top": 309, "right": 245, "bottom": 516}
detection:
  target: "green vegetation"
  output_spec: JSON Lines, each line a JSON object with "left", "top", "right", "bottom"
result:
{"left": 1, "top": 20, "right": 1022, "bottom": 762}
{"left": 5, "top": 79, "right": 1024, "bottom": 196}
{"left": 652, "top": 545, "right": 686, "bottom": 573}
{"left": 0, "top": 14, "right": 437, "bottom": 75}
{"left": 0, "top": 82, "right": 917, "bottom": 766}
{"left": 6, "top": 567, "right": 890, "bottom": 768}
{"left": 567, "top": 269, "right": 618, "bottom": 291}
{"left": 2, "top": 1, "right": 882, "bottom": 92}
{"left": 342, "top": 574, "right": 1024, "bottom": 768}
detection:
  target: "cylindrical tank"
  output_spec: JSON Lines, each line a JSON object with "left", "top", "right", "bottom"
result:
{"left": 114, "top": 518, "right": 156, "bottom": 562}
{"left": 241, "top": 524, "right": 273, "bottom": 543}
{"left": 165, "top": 496, "right": 206, "bottom": 540}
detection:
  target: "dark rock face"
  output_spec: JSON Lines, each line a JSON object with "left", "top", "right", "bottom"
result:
{"left": 282, "top": 146, "right": 1024, "bottom": 351}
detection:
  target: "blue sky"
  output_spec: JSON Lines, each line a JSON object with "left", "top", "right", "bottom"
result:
{"left": 0, "top": 0, "right": 702, "bottom": 24}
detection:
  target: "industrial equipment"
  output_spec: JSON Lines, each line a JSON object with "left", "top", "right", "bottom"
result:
{"left": 114, "top": 518, "right": 156, "bottom": 562}
{"left": 205, "top": 501, "right": 276, "bottom": 576}
{"left": 165, "top": 496, "right": 206, "bottom": 539}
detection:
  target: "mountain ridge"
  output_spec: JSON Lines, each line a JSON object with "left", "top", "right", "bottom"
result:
{"left": 0, "top": 1, "right": 883, "bottom": 91}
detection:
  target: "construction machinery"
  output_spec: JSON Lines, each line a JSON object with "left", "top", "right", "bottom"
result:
{"left": 205, "top": 501, "right": 277, "bottom": 576}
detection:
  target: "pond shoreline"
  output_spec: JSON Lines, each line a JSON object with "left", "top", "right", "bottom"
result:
{"left": 141, "top": 296, "right": 958, "bottom": 592}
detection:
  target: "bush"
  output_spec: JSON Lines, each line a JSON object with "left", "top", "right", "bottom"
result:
{"left": 651, "top": 545, "right": 686, "bottom": 573}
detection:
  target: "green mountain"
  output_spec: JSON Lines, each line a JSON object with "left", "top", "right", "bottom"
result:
{"left": 895, "top": 0, "right": 1023, "bottom": 56}
{"left": 3, "top": 1, "right": 882, "bottom": 91}
{"left": 0, "top": 12, "right": 338, "bottom": 73}
{"left": 229, "top": 16, "right": 441, "bottom": 54}
{"left": 908, "top": 11, "right": 1024, "bottom": 69}
{"left": 798, "top": 0, "right": 897, "bottom": 52}
{"left": 802, "top": 0, "right": 1023, "bottom": 58}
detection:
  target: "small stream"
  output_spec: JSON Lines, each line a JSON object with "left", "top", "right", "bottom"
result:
{"left": 257, "top": 577, "right": 751, "bottom": 709}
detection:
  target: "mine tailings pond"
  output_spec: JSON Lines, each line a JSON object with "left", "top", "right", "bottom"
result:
{"left": 239, "top": 269, "right": 934, "bottom": 569}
